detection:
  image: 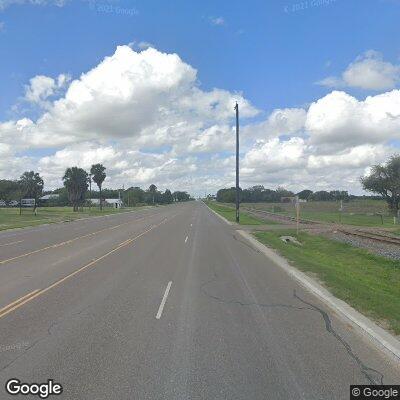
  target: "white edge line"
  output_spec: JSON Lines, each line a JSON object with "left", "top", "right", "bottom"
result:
{"left": 204, "top": 203, "right": 233, "bottom": 225}
{"left": 237, "top": 229, "right": 400, "bottom": 362}
{"left": 185, "top": 235, "right": 188, "bottom": 243}
{"left": 156, "top": 281, "right": 172, "bottom": 319}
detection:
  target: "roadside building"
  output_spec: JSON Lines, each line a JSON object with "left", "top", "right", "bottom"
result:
{"left": 89, "top": 198, "right": 123, "bottom": 208}
{"left": 40, "top": 194, "right": 60, "bottom": 202}
{"left": 280, "top": 196, "right": 307, "bottom": 204}
{"left": 281, "top": 196, "right": 296, "bottom": 203}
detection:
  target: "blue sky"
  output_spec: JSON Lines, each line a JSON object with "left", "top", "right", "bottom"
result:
{"left": 0, "top": 0, "right": 400, "bottom": 194}
{"left": 1, "top": 0, "right": 399, "bottom": 117}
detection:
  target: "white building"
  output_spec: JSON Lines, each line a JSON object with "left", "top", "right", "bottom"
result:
{"left": 89, "top": 198, "right": 123, "bottom": 208}
{"left": 40, "top": 194, "right": 60, "bottom": 201}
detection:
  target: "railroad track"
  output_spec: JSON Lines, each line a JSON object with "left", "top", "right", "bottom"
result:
{"left": 338, "top": 229, "right": 400, "bottom": 246}
{"left": 243, "top": 207, "right": 318, "bottom": 225}
{"left": 244, "top": 207, "right": 400, "bottom": 246}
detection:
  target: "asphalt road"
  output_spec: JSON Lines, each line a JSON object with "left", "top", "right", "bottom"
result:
{"left": 0, "top": 201, "right": 399, "bottom": 399}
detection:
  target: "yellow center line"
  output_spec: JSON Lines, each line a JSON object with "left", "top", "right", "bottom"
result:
{"left": 0, "top": 215, "right": 176, "bottom": 320}
{"left": 0, "top": 289, "right": 40, "bottom": 316}
{"left": 0, "top": 213, "right": 156, "bottom": 266}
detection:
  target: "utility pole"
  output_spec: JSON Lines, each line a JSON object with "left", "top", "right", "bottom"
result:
{"left": 235, "top": 102, "right": 240, "bottom": 223}
{"left": 89, "top": 173, "right": 92, "bottom": 212}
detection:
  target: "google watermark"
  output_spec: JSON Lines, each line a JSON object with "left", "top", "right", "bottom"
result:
{"left": 284, "top": 0, "right": 338, "bottom": 13}
{"left": 88, "top": 1, "right": 138, "bottom": 17}
{"left": 5, "top": 379, "right": 62, "bottom": 399}
{"left": 0, "top": 341, "right": 29, "bottom": 353}
{"left": 350, "top": 385, "right": 400, "bottom": 399}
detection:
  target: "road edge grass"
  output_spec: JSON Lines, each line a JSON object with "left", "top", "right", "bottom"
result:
{"left": 0, "top": 206, "right": 152, "bottom": 232}
{"left": 205, "top": 201, "right": 264, "bottom": 225}
{"left": 253, "top": 229, "right": 400, "bottom": 336}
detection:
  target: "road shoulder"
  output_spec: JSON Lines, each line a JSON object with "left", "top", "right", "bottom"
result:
{"left": 204, "top": 202, "right": 400, "bottom": 362}
{"left": 238, "top": 229, "right": 400, "bottom": 362}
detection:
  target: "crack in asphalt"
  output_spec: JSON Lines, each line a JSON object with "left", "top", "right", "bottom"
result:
{"left": 0, "top": 339, "right": 42, "bottom": 373}
{"left": 201, "top": 273, "right": 309, "bottom": 312}
{"left": 201, "top": 272, "right": 384, "bottom": 385}
{"left": 232, "top": 234, "right": 261, "bottom": 254}
{"left": 293, "top": 290, "right": 384, "bottom": 385}
{"left": 0, "top": 306, "right": 95, "bottom": 374}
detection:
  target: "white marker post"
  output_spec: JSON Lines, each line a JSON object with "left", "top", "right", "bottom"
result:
{"left": 295, "top": 196, "right": 300, "bottom": 235}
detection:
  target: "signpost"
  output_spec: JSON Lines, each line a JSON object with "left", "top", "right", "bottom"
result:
{"left": 295, "top": 196, "right": 300, "bottom": 235}
{"left": 339, "top": 199, "right": 343, "bottom": 223}
{"left": 20, "top": 198, "right": 36, "bottom": 215}
{"left": 89, "top": 174, "right": 92, "bottom": 212}
{"left": 21, "top": 198, "right": 35, "bottom": 207}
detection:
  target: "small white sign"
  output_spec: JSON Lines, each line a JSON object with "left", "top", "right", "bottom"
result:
{"left": 21, "top": 198, "right": 35, "bottom": 207}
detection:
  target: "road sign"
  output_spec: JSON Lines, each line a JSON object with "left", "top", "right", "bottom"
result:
{"left": 21, "top": 198, "right": 35, "bottom": 207}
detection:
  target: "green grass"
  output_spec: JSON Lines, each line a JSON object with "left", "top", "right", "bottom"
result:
{"left": 206, "top": 202, "right": 264, "bottom": 225}
{"left": 241, "top": 200, "right": 395, "bottom": 227}
{"left": 296, "top": 210, "right": 394, "bottom": 227}
{"left": 254, "top": 230, "right": 400, "bottom": 334}
{"left": 0, "top": 206, "right": 146, "bottom": 231}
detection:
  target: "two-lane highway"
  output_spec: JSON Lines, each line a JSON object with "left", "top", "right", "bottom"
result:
{"left": 0, "top": 201, "right": 399, "bottom": 399}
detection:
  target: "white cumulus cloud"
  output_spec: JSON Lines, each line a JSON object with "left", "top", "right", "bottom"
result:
{"left": 306, "top": 90, "right": 400, "bottom": 147}
{"left": 209, "top": 16, "right": 225, "bottom": 26}
{"left": 0, "top": 0, "right": 67, "bottom": 10}
{"left": 1, "top": 46, "right": 400, "bottom": 195}
{"left": 24, "top": 73, "right": 70, "bottom": 107}
{"left": 318, "top": 50, "right": 400, "bottom": 91}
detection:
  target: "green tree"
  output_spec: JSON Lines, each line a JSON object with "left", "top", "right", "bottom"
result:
{"left": 297, "top": 189, "right": 313, "bottom": 201}
{"left": 275, "top": 186, "right": 295, "bottom": 200}
{"left": 50, "top": 187, "right": 69, "bottom": 206}
{"left": 123, "top": 187, "right": 145, "bottom": 206}
{"left": 90, "top": 164, "right": 106, "bottom": 211}
{"left": 216, "top": 187, "right": 237, "bottom": 203}
{"left": 19, "top": 171, "right": 44, "bottom": 209}
{"left": 329, "top": 190, "right": 349, "bottom": 201}
{"left": 361, "top": 155, "right": 400, "bottom": 213}
{"left": 63, "top": 167, "right": 88, "bottom": 211}
{"left": 148, "top": 184, "right": 157, "bottom": 204}
{"left": 173, "top": 191, "right": 192, "bottom": 202}
{"left": 310, "top": 191, "right": 333, "bottom": 201}
{"left": 0, "top": 180, "right": 21, "bottom": 202}
{"left": 163, "top": 189, "right": 173, "bottom": 204}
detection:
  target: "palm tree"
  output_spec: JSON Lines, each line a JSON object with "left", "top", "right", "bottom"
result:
{"left": 19, "top": 171, "right": 44, "bottom": 211}
{"left": 63, "top": 167, "right": 88, "bottom": 211}
{"left": 90, "top": 164, "right": 106, "bottom": 211}
{"left": 163, "top": 189, "right": 173, "bottom": 204}
{"left": 149, "top": 184, "right": 157, "bottom": 205}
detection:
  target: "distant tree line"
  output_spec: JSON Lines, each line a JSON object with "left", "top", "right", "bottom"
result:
{"left": 0, "top": 164, "right": 192, "bottom": 212}
{"left": 215, "top": 154, "right": 400, "bottom": 215}
{"left": 122, "top": 186, "right": 190, "bottom": 206}
{"left": 216, "top": 186, "right": 351, "bottom": 203}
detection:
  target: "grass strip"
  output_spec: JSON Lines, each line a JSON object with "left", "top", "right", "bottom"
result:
{"left": 206, "top": 202, "right": 264, "bottom": 225}
{"left": 254, "top": 229, "right": 400, "bottom": 335}
{"left": 0, "top": 206, "right": 146, "bottom": 231}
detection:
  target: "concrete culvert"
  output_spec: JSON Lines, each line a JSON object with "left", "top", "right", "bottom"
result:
{"left": 280, "top": 236, "right": 302, "bottom": 246}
